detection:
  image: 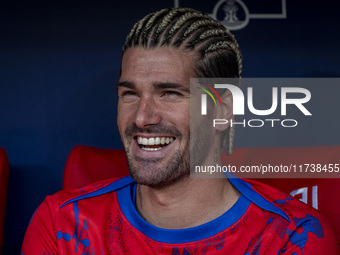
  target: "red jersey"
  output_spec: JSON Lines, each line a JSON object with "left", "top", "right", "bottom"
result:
{"left": 21, "top": 175, "right": 337, "bottom": 254}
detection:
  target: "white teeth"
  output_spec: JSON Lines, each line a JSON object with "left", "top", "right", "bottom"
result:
{"left": 155, "top": 137, "right": 160, "bottom": 145}
{"left": 141, "top": 147, "right": 162, "bottom": 151}
{"left": 137, "top": 136, "right": 175, "bottom": 146}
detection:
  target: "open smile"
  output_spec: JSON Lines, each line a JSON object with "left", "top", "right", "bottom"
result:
{"left": 135, "top": 136, "right": 176, "bottom": 151}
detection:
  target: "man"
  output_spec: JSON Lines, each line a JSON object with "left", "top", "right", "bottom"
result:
{"left": 21, "top": 7, "right": 337, "bottom": 254}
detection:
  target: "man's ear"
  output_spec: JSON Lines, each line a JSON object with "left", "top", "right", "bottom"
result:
{"left": 214, "top": 90, "right": 233, "bottom": 131}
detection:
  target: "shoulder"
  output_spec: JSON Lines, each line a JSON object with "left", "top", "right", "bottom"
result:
{"left": 245, "top": 178, "right": 323, "bottom": 220}
{"left": 21, "top": 176, "right": 134, "bottom": 254}
{"left": 57, "top": 175, "right": 134, "bottom": 208}
{"left": 29, "top": 175, "right": 134, "bottom": 225}
{"left": 245, "top": 179, "right": 338, "bottom": 254}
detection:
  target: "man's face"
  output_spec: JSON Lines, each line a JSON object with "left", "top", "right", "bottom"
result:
{"left": 117, "top": 47, "right": 197, "bottom": 188}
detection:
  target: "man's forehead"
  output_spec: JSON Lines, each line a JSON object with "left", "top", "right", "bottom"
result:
{"left": 122, "top": 46, "right": 194, "bottom": 61}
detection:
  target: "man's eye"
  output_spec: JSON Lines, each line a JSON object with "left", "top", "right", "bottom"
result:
{"left": 120, "top": 91, "right": 137, "bottom": 97}
{"left": 162, "top": 91, "right": 182, "bottom": 97}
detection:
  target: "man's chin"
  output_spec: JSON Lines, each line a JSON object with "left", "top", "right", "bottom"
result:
{"left": 133, "top": 171, "right": 190, "bottom": 190}
{"left": 126, "top": 144, "right": 190, "bottom": 189}
{"left": 127, "top": 161, "right": 190, "bottom": 190}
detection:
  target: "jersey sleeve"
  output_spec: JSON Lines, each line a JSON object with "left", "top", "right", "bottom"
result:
{"left": 21, "top": 194, "right": 59, "bottom": 255}
{"left": 281, "top": 212, "right": 338, "bottom": 255}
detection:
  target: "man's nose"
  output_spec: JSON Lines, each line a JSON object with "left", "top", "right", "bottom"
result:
{"left": 135, "top": 97, "right": 161, "bottom": 128}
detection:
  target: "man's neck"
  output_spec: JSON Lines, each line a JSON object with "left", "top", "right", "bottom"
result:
{"left": 135, "top": 176, "right": 241, "bottom": 229}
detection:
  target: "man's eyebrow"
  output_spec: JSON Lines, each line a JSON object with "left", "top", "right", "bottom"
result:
{"left": 153, "top": 82, "right": 190, "bottom": 93}
{"left": 116, "top": 81, "right": 135, "bottom": 89}
{"left": 116, "top": 81, "right": 190, "bottom": 93}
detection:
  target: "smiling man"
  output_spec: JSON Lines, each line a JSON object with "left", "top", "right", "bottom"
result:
{"left": 117, "top": 47, "right": 193, "bottom": 189}
{"left": 21, "top": 7, "right": 337, "bottom": 254}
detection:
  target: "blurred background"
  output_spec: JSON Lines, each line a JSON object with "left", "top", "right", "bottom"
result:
{"left": 1, "top": 0, "right": 340, "bottom": 253}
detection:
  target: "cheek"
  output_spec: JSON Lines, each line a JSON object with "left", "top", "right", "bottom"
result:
{"left": 117, "top": 102, "right": 138, "bottom": 135}
{"left": 117, "top": 104, "right": 128, "bottom": 132}
{"left": 172, "top": 104, "right": 190, "bottom": 129}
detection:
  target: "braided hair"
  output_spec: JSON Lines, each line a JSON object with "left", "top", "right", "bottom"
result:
{"left": 122, "top": 7, "right": 242, "bottom": 155}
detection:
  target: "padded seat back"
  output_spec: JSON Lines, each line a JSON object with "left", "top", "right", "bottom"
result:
{"left": 63, "top": 146, "right": 129, "bottom": 190}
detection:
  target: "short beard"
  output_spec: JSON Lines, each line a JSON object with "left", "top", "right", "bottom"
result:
{"left": 126, "top": 144, "right": 190, "bottom": 189}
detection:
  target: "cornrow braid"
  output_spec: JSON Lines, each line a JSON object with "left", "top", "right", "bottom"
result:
{"left": 183, "top": 19, "right": 223, "bottom": 39}
{"left": 168, "top": 12, "right": 205, "bottom": 36}
{"left": 205, "top": 40, "right": 242, "bottom": 78}
{"left": 155, "top": 8, "right": 193, "bottom": 36}
{"left": 189, "top": 28, "right": 229, "bottom": 49}
{"left": 124, "top": 13, "right": 154, "bottom": 48}
{"left": 200, "top": 29, "right": 227, "bottom": 40}
{"left": 142, "top": 8, "right": 169, "bottom": 46}
{"left": 122, "top": 7, "right": 242, "bottom": 155}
